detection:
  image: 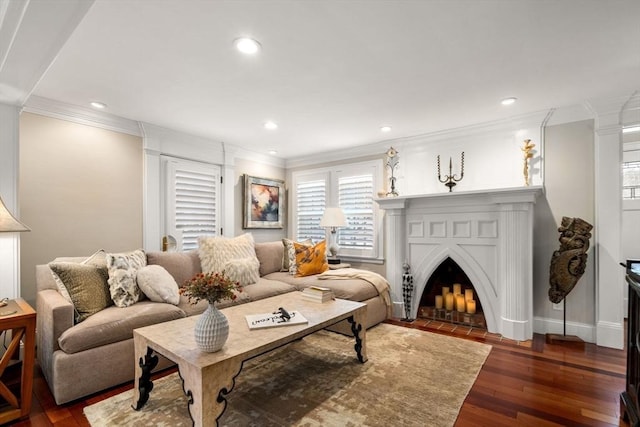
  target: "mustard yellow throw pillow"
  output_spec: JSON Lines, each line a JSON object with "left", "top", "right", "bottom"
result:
{"left": 294, "top": 240, "right": 329, "bottom": 277}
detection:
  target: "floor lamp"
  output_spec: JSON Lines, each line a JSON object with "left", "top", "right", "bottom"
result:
{"left": 0, "top": 196, "right": 30, "bottom": 306}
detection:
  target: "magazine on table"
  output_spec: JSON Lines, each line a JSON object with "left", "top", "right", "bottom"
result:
{"left": 246, "top": 307, "right": 308, "bottom": 329}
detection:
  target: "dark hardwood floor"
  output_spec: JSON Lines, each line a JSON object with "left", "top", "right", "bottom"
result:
{"left": 5, "top": 318, "right": 629, "bottom": 426}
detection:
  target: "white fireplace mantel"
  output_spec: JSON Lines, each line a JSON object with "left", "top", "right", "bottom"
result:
{"left": 376, "top": 186, "right": 543, "bottom": 341}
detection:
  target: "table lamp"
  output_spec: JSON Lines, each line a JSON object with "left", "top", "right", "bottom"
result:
{"left": 319, "top": 207, "right": 346, "bottom": 264}
{"left": 0, "top": 195, "right": 30, "bottom": 306}
{"left": 0, "top": 196, "right": 30, "bottom": 233}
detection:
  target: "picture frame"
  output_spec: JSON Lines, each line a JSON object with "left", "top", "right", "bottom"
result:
{"left": 243, "top": 174, "right": 285, "bottom": 229}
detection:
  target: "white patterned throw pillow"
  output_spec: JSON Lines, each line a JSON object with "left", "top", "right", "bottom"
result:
{"left": 198, "top": 233, "right": 260, "bottom": 278}
{"left": 106, "top": 249, "right": 147, "bottom": 307}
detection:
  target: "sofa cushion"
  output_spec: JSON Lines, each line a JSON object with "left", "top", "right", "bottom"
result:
{"left": 48, "top": 262, "right": 112, "bottom": 323}
{"left": 263, "top": 272, "right": 380, "bottom": 302}
{"left": 49, "top": 249, "right": 107, "bottom": 304}
{"left": 241, "top": 278, "right": 297, "bottom": 301}
{"left": 224, "top": 257, "right": 260, "bottom": 285}
{"left": 198, "top": 233, "right": 259, "bottom": 277}
{"left": 282, "top": 238, "right": 313, "bottom": 275}
{"left": 294, "top": 240, "right": 328, "bottom": 277}
{"left": 146, "top": 250, "right": 201, "bottom": 286}
{"left": 57, "top": 301, "right": 185, "bottom": 354}
{"left": 136, "top": 265, "right": 180, "bottom": 305}
{"left": 106, "top": 249, "right": 147, "bottom": 307}
{"left": 254, "top": 241, "right": 284, "bottom": 276}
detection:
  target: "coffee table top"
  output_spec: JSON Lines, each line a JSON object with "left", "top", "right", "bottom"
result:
{"left": 133, "top": 292, "right": 365, "bottom": 369}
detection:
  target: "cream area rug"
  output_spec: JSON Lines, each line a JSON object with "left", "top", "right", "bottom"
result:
{"left": 84, "top": 323, "right": 491, "bottom": 427}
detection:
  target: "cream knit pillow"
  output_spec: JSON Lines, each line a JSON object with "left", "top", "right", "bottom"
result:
{"left": 198, "top": 233, "right": 260, "bottom": 277}
{"left": 223, "top": 257, "right": 260, "bottom": 286}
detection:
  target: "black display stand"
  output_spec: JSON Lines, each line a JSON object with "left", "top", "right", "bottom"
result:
{"left": 622, "top": 273, "right": 640, "bottom": 426}
{"left": 544, "top": 298, "right": 585, "bottom": 349}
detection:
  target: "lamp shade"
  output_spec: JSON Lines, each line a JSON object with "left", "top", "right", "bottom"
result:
{"left": 0, "top": 196, "right": 30, "bottom": 232}
{"left": 320, "top": 207, "right": 346, "bottom": 228}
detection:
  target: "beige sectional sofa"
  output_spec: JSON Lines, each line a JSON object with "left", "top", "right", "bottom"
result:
{"left": 36, "top": 241, "right": 390, "bottom": 404}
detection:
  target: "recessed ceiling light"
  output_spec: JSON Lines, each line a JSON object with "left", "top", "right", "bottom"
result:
{"left": 90, "top": 101, "right": 107, "bottom": 109}
{"left": 234, "top": 37, "right": 261, "bottom": 54}
{"left": 380, "top": 126, "right": 392, "bottom": 132}
{"left": 623, "top": 125, "right": 640, "bottom": 134}
{"left": 268, "top": 150, "right": 278, "bottom": 155}
{"left": 501, "top": 97, "right": 517, "bottom": 106}
{"left": 264, "top": 121, "right": 278, "bottom": 130}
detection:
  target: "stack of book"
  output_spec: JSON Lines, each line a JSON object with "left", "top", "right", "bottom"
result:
{"left": 301, "top": 286, "right": 335, "bottom": 303}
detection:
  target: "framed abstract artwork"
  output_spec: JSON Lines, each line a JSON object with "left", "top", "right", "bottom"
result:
{"left": 243, "top": 175, "right": 285, "bottom": 229}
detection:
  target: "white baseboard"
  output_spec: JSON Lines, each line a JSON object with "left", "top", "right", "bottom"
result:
{"left": 533, "top": 316, "right": 596, "bottom": 343}
{"left": 392, "top": 302, "right": 404, "bottom": 318}
{"left": 596, "top": 321, "right": 624, "bottom": 349}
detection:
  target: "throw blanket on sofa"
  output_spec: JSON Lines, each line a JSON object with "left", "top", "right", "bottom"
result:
{"left": 318, "top": 268, "right": 392, "bottom": 318}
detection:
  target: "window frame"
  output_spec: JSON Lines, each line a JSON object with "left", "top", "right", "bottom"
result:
{"left": 290, "top": 159, "right": 384, "bottom": 262}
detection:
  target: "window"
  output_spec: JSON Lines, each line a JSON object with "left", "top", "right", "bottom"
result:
{"left": 623, "top": 161, "right": 640, "bottom": 200}
{"left": 163, "top": 156, "right": 221, "bottom": 251}
{"left": 291, "top": 160, "right": 383, "bottom": 261}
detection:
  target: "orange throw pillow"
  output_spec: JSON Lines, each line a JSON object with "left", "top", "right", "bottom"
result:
{"left": 294, "top": 240, "right": 329, "bottom": 277}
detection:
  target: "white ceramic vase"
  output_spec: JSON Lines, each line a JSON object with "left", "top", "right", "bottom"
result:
{"left": 194, "top": 304, "right": 229, "bottom": 352}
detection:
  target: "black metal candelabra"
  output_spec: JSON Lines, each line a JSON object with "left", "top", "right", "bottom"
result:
{"left": 437, "top": 152, "right": 464, "bottom": 192}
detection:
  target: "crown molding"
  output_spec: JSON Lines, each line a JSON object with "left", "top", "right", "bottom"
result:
{"left": 285, "top": 109, "right": 552, "bottom": 169}
{"left": 225, "top": 143, "right": 286, "bottom": 169}
{"left": 23, "top": 95, "right": 142, "bottom": 136}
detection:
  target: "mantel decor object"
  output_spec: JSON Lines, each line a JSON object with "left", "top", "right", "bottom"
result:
{"left": 521, "top": 139, "right": 536, "bottom": 186}
{"left": 437, "top": 152, "right": 464, "bottom": 192}
{"left": 545, "top": 216, "right": 593, "bottom": 348}
{"left": 385, "top": 147, "right": 399, "bottom": 197}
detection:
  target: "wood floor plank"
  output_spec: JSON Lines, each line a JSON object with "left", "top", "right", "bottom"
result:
{"left": 6, "top": 318, "right": 631, "bottom": 426}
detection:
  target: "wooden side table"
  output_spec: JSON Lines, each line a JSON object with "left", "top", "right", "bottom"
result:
{"left": 0, "top": 298, "right": 35, "bottom": 424}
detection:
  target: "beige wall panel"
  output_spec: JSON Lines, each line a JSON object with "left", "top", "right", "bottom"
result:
{"left": 19, "top": 113, "right": 143, "bottom": 305}
{"left": 533, "top": 119, "right": 595, "bottom": 325}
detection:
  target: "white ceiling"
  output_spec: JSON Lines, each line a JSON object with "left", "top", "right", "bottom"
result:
{"left": 8, "top": 0, "right": 640, "bottom": 159}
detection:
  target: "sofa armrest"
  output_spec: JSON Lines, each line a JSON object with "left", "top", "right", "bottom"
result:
{"left": 36, "top": 289, "right": 74, "bottom": 384}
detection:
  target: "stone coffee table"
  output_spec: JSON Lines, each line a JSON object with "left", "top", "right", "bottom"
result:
{"left": 132, "top": 292, "right": 367, "bottom": 426}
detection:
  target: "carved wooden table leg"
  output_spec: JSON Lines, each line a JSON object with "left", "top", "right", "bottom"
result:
{"left": 348, "top": 308, "right": 368, "bottom": 363}
{"left": 179, "top": 358, "right": 243, "bottom": 427}
{"left": 132, "top": 338, "right": 158, "bottom": 410}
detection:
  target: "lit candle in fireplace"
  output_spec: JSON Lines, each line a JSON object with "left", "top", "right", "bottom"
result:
{"left": 465, "top": 289, "right": 473, "bottom": 302}
{"left": 453, "top": 283, "right": 462, "bottom": 295}
{"left": 435, "top": 295, "right": 443, "bottom": 309}
{"left": 467, "top": 300, "right": 476, "bottom": 314}
{"left": 445, "top": 293, "right": 454, "bottom": 310}
{"left": 456, "top": 295, "right": 466, "bottom": 312}
{"left": 442, "top": 286, "right": 450, "bottom": 298}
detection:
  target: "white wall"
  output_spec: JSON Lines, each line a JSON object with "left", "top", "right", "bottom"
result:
{"left": 392, "top": 114, "right": 546, "bottom": 195}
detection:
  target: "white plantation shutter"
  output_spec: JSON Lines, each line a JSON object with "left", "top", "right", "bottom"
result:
{"left": 296, "top": 179, "right": 326, "bottom": 242}
{"left": 165, "top": 157, "right": 220, "bottom": 251}
{"left": 292, "top": 160, "right": 382, "bottom": 261}
{"left": 338, "top": 174, "right": 374, "bottom": 251}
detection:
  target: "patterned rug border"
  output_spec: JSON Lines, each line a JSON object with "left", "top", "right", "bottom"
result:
{"left": 84, "top": 323, "right": 491, "bottom": 427}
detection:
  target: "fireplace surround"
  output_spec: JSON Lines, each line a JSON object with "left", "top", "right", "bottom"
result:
{"left": 376, "top": 186, "right": 542, "bottom": 341}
